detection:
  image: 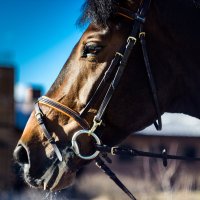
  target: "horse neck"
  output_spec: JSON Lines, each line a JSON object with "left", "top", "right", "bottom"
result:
{"left": 151, "top": 0, "right": 200, "bottom": 118}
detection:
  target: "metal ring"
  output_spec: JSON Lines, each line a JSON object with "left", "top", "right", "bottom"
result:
{"left": 71, "top": 130, "right": 101, "bottom": 160}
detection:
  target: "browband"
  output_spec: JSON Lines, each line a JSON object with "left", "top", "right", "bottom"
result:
{"left": 115, "top": 6, "right": 135, "bottom": 20}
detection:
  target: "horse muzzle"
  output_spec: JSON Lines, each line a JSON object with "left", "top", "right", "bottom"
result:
{"left": 13, "top": 142, "right": 77, "bottom": 191}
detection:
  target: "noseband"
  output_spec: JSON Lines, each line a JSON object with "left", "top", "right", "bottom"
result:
{"left": 34, "top": 0, "right": 161, "bottom": 199}
{"left": 35, "top": 96, "right": 90, "bottom": 161}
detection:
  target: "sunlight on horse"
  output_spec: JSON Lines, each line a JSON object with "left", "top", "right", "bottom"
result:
{"left": 13, "top": 0, "right": 200, "bottom": 196}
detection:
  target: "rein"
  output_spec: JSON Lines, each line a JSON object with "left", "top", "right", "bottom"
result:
{"left": 34, "top": 0, "right": 164, "bottom": 199}
{"left": 96, "top": 144, "right": 200, "bottom": 166}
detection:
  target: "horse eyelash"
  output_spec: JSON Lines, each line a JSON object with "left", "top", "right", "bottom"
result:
{"left": 81, "top": 45, "right": 103, "bottom": 58}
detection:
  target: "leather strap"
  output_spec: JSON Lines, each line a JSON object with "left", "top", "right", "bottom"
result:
{"left": 96, "top": 157, "right": 137, "bottom": 200}
{"left": 96, "top": 144, "right": 200, "bottom": 166}
{"left": 94, "top": 0, "right": 153, "bottom": 124}
{"left": 114, "top": 5, "right": 135, "bottom": 20}
{"left": 80, "top": 52, "right": 123, "bottom": 117}
{"left": 35, "top": 103, "right": 63, "bottom": 161}
{"left": 38, "top": 96, "right": 90, "bottom": 130}
{"left": 139, "top": 26, "right": 162, "bottom": 130}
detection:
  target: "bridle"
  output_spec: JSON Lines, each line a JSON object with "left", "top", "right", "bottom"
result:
{"left": 34, "top": 0, "right": 162, "bottom": 199}
{"left": 35, "top": 0, "right": 161, "bottom": 161}
{"left": 34, "top": 1, "right": 200, "bottom": 199}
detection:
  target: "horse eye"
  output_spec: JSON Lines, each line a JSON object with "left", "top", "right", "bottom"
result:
{"left": 82, "top": 44, "right": 103, "bottom": 58}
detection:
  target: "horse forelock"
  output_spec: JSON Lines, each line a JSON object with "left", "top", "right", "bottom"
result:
{"left": 77, "top": 0, "right": 140, "bottom": 27}
{"left": 77, "top": 0, "right": 113, "bottom": 27}
{"left": 77, "top": 0, "right": 200, "bottom": 28}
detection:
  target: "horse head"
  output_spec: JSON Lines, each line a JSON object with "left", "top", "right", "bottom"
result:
{"left": 13, "top": 0, "right": 200, "bottom": 191}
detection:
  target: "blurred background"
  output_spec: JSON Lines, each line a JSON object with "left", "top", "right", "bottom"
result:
{"left": 1, "top": 0, "right": 200, "bottom": 199}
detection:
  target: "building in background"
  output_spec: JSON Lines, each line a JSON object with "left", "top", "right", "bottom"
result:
{"left": 15, "top": 84, "right": 43, "bottom": 130}
{"left": 0, "top": 66, "right": 14, "bottom": 127}
{"left": 0, "top": 66, "right": 16, "bottom": 190}
{"left": 0, "top": 65, "right": 43, "bottom": 193}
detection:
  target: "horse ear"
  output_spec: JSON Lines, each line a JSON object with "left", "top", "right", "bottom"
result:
{"left": 193, "top": 0, "right": 200, "bottom": 8}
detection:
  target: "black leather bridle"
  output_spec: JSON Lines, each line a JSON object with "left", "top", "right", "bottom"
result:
{"left": 34, "top": 0, "right": 162, "bottom": 199}
{"left": 35, "top": 0, "right": 161, "bottom": 160}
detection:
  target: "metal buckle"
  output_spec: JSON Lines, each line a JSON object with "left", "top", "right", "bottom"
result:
{"left": 111, "top": 146, "right": 118, "bottom": 155}
{"left": 115, "top": 52, "right": 124, "bottom": 58}
{"left": 139, "top": 32, "right": 146, "bottom": 38}
{"left": 88, "top": 117, "right": 102, "bottom": 136}
{"left": 35, "top": 112, "right": 44, "bottom": 125}
{"left": 127, "top": 36, "right": 137, "bottom": 45}
{"left": 71, "top": 130, "right": 101, "bottom": 160}
{"left": 35, "top": 112, "right": 43, "bottom": 119}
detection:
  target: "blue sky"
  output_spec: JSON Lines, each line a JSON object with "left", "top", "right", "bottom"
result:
{"left": 0, "top": 0, "right": 85, "bottom": 93}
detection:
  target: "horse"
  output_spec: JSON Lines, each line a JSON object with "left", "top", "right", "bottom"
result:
{"left": 13, "top": 0, "right": 200, "bottom": 194}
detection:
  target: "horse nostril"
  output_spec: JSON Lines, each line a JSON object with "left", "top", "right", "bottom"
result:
{"left": 13, "top": 144, "right": 29, "bottom": 165}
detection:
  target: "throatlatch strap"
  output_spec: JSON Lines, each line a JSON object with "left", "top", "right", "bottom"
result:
{"left": 139, "top": 26, "right": 162, "bottom": 130}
